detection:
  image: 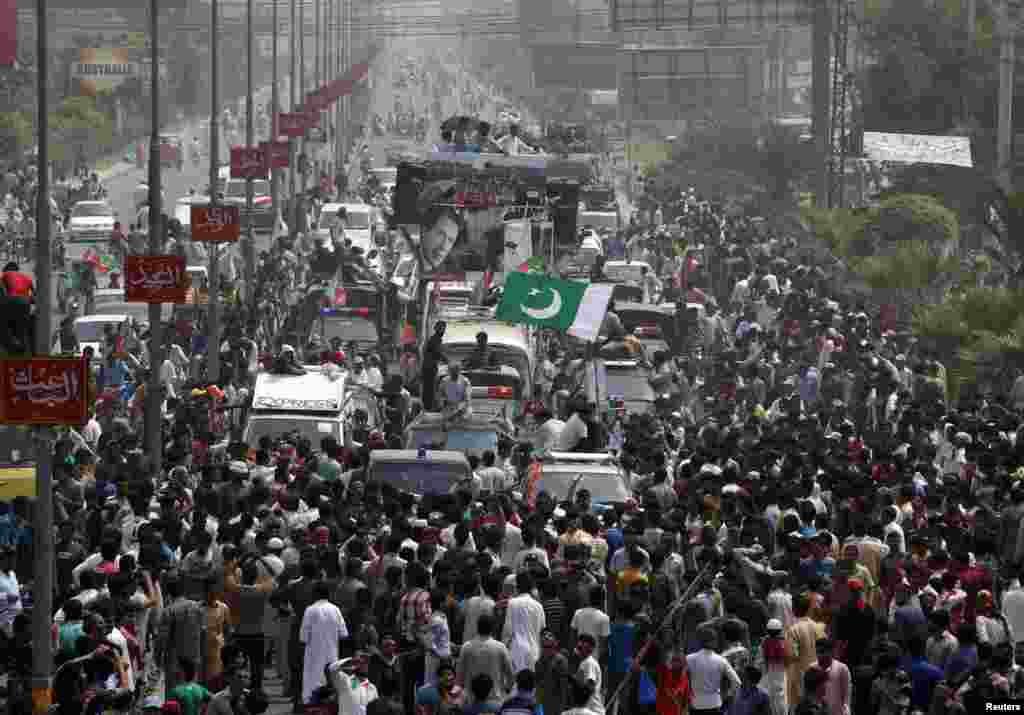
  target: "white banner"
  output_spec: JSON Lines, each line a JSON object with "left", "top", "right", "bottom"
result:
{"left": 862, "top": 132, "right": 973, "bottom": 168}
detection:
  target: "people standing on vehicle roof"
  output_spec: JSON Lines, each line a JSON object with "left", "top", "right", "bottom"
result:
{"left": 440, "top": 362, "right": 473, "bottom": 424}
{"left": 421, "top": 321, "right": 447, "bottom": 411}
{"left": 463, "top": 332, "right": 491, "bottom": 370}
{"left": 641, "top": 266, "right": 662, "bottom": 305}
{"left": 497, "top": 125, "right": 535, "bottom": 156}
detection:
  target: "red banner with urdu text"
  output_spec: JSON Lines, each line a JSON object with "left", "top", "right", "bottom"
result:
{"left": 0, "top": 357, "right": 88, "bottom": 425}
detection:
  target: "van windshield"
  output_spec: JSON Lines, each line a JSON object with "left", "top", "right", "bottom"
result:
{"left": 370, "top": 461, "right": 469, "bottom": 495}
{"left": 74, "top": 322, "right": 122, "bottom": 343}
{"left": 407, "top": 429, "right": 499, "bottom": 456}
{"left": 245, "top": 417, "right": 339, "bottom": 446}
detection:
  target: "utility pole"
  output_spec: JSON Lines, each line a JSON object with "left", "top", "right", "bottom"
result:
{"left": 145, "top": 0, "right": 165, "bottom": 466}
{"left": 30, "top": 0, "right": 55, "bottom": 711}
{"left": 811, "top": 0, "right": 831, "bottom": 208}
{"left": 271, "top": 0, "right": 280, "bottom": 234}
{"left": 997, "top": 0, "right": 1015, "bottom": 193}
{"left": 343, "top": 0, "right": 350, "bottom": 160}
{"left": 300, "top": 0, "right": 306, "bottom": 193}
{"left": 335, "top": 0, "right": 342, "bottom": 174}
{"left": 244, "top": 0, "right": 255, "bottom": 311}
{"left": 964, "top": 0, "right": 978, "bottom": 122}
{"left": 315, "top": 0, "right": 321, "bottom": 183}
{"left": 290, "top": 0, "right": 298, "bottom": 236}
{"left": 208, "top": 0, "right": 221, "bottom": 381}
{"left": 325, "top": 0, "right": 332, "bottom": 183}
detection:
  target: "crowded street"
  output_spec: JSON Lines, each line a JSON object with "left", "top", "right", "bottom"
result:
{"left": 5, "top": 4, "right": 1024, "bottom": 715}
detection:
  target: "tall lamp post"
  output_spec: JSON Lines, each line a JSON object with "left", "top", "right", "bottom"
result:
{"left": 30, "top": 0, "right": 55, "bottom": 709}
{"left": 208, "top": 0, "right": 221, "bottom": 381}
{"left": 244, "top": 0, "right": 256, "bottom": 309}
{"left": 271, "top": 0, "right": 280, "bottom": 230}
{"left": 290, "top": 0, "right": 298, "bottom": 236}
{"left": 145, "top": 0, "right": 165, "bottom": 467}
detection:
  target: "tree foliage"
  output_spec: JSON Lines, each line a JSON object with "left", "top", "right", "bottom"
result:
{"left": 48, "top": 96, "right": 114, "bottom": 165}
{"left": 868, "top": 193, "right": 960, "bottom": 251}
{"left": 914, "top": 288, "right": 1024, "bottom": 389}
{"left": 645, "top": 121, "right": 817, "bottom": 209}
{"left": 803, "top": 193, "right": 959, "bottom": 261}
{"left": 0, "top": 111, "right": 33, "bottom": 155}
{"left": 858, "top": 0, "right": 997, "bottom": 134}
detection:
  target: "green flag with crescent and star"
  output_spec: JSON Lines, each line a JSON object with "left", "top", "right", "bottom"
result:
{"left": 496, "top": 271, "right": 613, "bottom": 341}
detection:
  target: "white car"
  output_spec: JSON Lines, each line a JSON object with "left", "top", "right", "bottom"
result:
{"left": 72, "top": 314, "right": 133, "bottom": 360}
{"left": 67, "top": 200, "right": 116, "bottom": 243}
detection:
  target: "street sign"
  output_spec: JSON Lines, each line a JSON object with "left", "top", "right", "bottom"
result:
{"left": 191, "top": 205, "right": 241, "bottom": 242}
{"left": 260, "top": 140, "right": 290, "bottom": 169}
{"left": 277, "top": 112, "right": 306, "bottom": 137}
{"left": 124, "top": 255, "right": 187, "bottom": 303}
{"left": 230, "top": 145, "right": 265, "bottom": 178}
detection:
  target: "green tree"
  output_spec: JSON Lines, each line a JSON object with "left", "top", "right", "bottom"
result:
{"left": 48, "top": 96, "right": 113, "bottom": 165}
{"left": 858, "top": 0, "right": 997, "bottom": 134}
{"left": 646, "top": 120, "right": 817, "bottom": 210}
{"left": 868, "top": 193, "right": 960, "bottom": 253}
{"left": 0, "top": 111, "right": 33, "bottom": 156}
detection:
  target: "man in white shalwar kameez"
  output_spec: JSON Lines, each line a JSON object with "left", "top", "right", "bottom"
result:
{"left": 501, "top": 572, "right": 545, "bottom": 672}
{"left": 300, "top": 582, "right": 349, "bottom": 703}
{"left": 328, "top": 651, "right": 379, "bottom": 715}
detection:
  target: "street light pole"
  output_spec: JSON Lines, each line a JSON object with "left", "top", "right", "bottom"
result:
{"left": 315, "top": 0, "right": 321, "bottom": 184}
{"left": 208, "top": 0, "right": 221, "bottom": 382}
{"left": 145, "top": 0, "right": 165, "bottom": 467}
{"left": 335, "top": 0, "right": 342, "bottom": 174}
{"left": 30, "top": 0, "right": 55, "bottom": 711}
{"left": 289, "top": 0, "right": 298, "bottom": 237}
{"left": 271, "top": 0, "right": 280, "bottom": 231}
{"left": 245, "top": 0, "right": 255, "bottom": 310}
{"left": 299, "top": 0, "right": 306, "bottom": 193}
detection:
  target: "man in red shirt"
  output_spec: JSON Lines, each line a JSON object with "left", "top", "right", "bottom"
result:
{"left": 1, "top": 262, "right": 34, "bottom": 353}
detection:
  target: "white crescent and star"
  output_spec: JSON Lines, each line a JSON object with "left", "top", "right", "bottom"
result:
{"left": 521, "top": 288, "right": 562, "bottom": 320}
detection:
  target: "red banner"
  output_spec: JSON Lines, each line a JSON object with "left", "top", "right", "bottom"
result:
{"left": 455, "top": 191, "right": 498, "bottom": 209}
{"left": 230, "top": 145, "right": 265, "bottom": 179}
{"left": 0, "top": 357, "right": 88, "bottom": 425}
{"left": 0, "top": 0, "right": 15, "bottom": 66}
{"left": 305, "top": 91, "right": 326, "bottom": 113}
{"left": 277, "top": 113, "right": 306, "bottom": 137}
{"left": 260, "top": 140, "right": 289, "bottom": 169}
{"left": 304, "top": 62, "right": 371, "bottom": 110}
{"left": 124, "top": 255, "right": 187, "bottom": 303}
{"left": 304, "top": 109, "right": 320, "bottom": 129}
{"left": 191, "top": 205, "right": 241, "bottom": 242}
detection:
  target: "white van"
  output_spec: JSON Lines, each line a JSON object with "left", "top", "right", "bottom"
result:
{"left": 244, "top": 363, "right": 350, "bottom": 447}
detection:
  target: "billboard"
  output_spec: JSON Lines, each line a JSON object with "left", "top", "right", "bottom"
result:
{"left": 71, "top": 48, "right": 138, "bottom": 95}
{"left": 531, "top": 43, "right": 619, "bottom": 90}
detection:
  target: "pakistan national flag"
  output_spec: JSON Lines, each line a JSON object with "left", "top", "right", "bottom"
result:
{"left": 496, "top": 272, "right": 614, "bottom": 342}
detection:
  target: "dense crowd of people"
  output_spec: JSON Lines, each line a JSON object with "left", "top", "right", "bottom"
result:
{"left": 7, "top": 60, "right": 1024, "bottom": 715}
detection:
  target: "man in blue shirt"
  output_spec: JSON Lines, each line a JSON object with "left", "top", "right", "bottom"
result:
{"left": 498, "top": 669, "right": 542, "bottom": 715}
{"left": 944, "top": 623, "right": 979, "bottom": 685}
{"left": 902, "top": 636, "right": 944, "bottom": 711}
